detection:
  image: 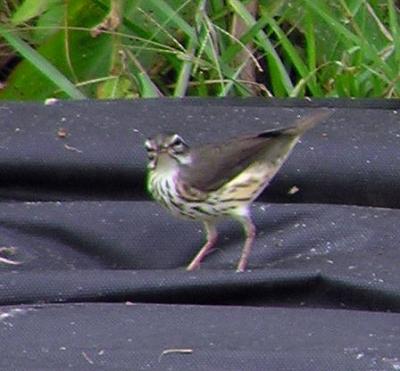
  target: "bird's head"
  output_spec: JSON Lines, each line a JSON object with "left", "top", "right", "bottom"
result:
{"left": 145, "top": 133, "right": 191, "bottom": 171}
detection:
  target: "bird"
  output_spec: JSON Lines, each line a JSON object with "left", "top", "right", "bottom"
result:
{"left": 145, "top": 110, "right": 331, "bottom": 272}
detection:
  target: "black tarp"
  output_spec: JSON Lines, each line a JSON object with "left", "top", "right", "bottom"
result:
{"left": 0, "top": 98, "right": 399, "bottom": 370}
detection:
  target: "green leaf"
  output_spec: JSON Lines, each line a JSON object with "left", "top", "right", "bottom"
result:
{"left": 11, "top": 0, "right": 58, "bottom": 25}
{"left": 228, "top": 0, "right": 293, "bottom": 96}
{"left": 0, "top": 0, "right": 115, "bottom": 100}
{"left": 97, "top": 76, "right": 135, "bottom": 99}
{"left": 146, "top": 0, "right": 196, "bottom": 39}
{"left": 388, "top": 0, "right": 400, "bottom": 64}
{"left": 136, "top": 72, "right": 162, "bottom": 97}
{"left": 0, "top": 26, "right": 86, "bottom": 99}
{"left": 124, "top": 48, "right": 162, "bottom": 97}
{"left": 259, "top": 10, "right": 323, "bottom": 96}
{"left": 33, "top": 0, "right": 65, "bottom": 42}
{"left": 174, "top": 39, "right": 195, "bottom": 97}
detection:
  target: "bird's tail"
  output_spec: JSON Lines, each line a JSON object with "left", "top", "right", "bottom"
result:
{"left": 284, "top": 109, "right": 332, "bottom": 136}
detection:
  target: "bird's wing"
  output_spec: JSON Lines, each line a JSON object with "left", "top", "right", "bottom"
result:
{"left": 180, "top": 130, "right": 293, "bottom": 192}
{"left": 180, "top": 110, "right": 331, "bottom": 192}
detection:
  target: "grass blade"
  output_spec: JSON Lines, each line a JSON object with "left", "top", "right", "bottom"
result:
{"left": 124, "top": 48, "right": 162, "bottom": 97}
{"left": 174, "top": 41, "right": 194, "bottom": 97}
{"left": 228, "top": 0, "right": 293, "bottom": 95}
{"left": 260, "top": 10, "right": 323, "bottom": 96}
{"left": 0, "top": 26, "right": 86, "bottom": 99}
{"left": 388, "top": 0, "right": 400, "bottom": 64}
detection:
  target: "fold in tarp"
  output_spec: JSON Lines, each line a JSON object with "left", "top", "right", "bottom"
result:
{"left": 0, "top": 99, "right": 399, "bottom": 370}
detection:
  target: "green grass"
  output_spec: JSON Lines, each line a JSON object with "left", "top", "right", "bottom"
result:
{"left": 0, "top": 0, "right": 399, "bottom": 100}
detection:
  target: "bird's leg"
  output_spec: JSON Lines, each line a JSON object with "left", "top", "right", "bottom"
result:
{"left": 236, "top": 216, "right": 256, "bottom": 272}
{"left": 186, "top": 221, "right": 217, "bottom": 271}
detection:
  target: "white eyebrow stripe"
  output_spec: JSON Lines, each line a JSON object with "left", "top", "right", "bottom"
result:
{"left": 171, "top": 134, "right": 181, "bottom": 142}
{"left": 168, "top": 134, "right": 186, "bottom": 147}
{"left": 145, "top": 140, "right": 155, "bottom": 150}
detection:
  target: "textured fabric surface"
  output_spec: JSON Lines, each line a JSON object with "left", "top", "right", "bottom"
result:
{"left": 0, "top": 98, "right": 399, "bottom": 370}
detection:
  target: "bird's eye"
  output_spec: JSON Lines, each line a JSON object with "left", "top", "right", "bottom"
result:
{"left": 170, "top": 136, "right": 185, "bottom": 153}
{"left": 172, "top": 136, "right": 183, "bottom": 146}
{"left": 147, "top": 150, "right": 156, "bottom": 160}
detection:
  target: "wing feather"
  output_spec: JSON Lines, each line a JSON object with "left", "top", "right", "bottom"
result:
{"left": 179, "top": 110, "right": 331, "bottom": 192}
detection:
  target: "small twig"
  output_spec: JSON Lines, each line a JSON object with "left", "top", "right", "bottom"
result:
{"left": 64, "top": 144, "right": 83, "bottom": 153}
{"left": 0, "top": 247, "right": 21, "bottom": 265}
{"left": 0, "top": 256, "right": 21, "bottom": 265}
{"left": 158, "top": 348, "right": 193, "bottom": 362}
{"left": 82, "top": 351, "right": 94, "bottom": 365}
{"left": 91, "top": 0, "right": 121, "bottom": 37}
{"left": 288, "top": 185, "right": 300, "bottom": 195}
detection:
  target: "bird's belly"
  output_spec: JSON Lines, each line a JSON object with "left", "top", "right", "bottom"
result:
{"left": 148, "top": 162, "right": 273, "bottom": 221}
{"left": 149, "top": 174, "right": 213, "bottom": 220}
{"left": 149, "top": 174, "right": 236, "bottom": 220}
{"left": 213, "top": 162, "right": 276, "bottom": 204}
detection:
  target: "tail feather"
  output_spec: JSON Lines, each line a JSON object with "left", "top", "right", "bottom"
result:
{"left": 258, "top": 109, "right": 332, "bottom": 139}
{"left": 283, "top": 109, "right": 332, "bottom": 136}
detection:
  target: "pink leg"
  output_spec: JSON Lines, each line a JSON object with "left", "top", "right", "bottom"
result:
{"left": 236, "top": 216, "right": 256, "bottom": 272}
{"left": 186, "top": 221, "right": 217, "bottom": 271}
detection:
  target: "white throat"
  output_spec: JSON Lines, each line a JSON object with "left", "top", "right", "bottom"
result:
{"left": 155, "top": 153, "right": 181, "bottom": 176}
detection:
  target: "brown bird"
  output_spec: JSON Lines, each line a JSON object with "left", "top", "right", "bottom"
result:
{"left": 145, "top": 110, "right": 331, "bottom": 272}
